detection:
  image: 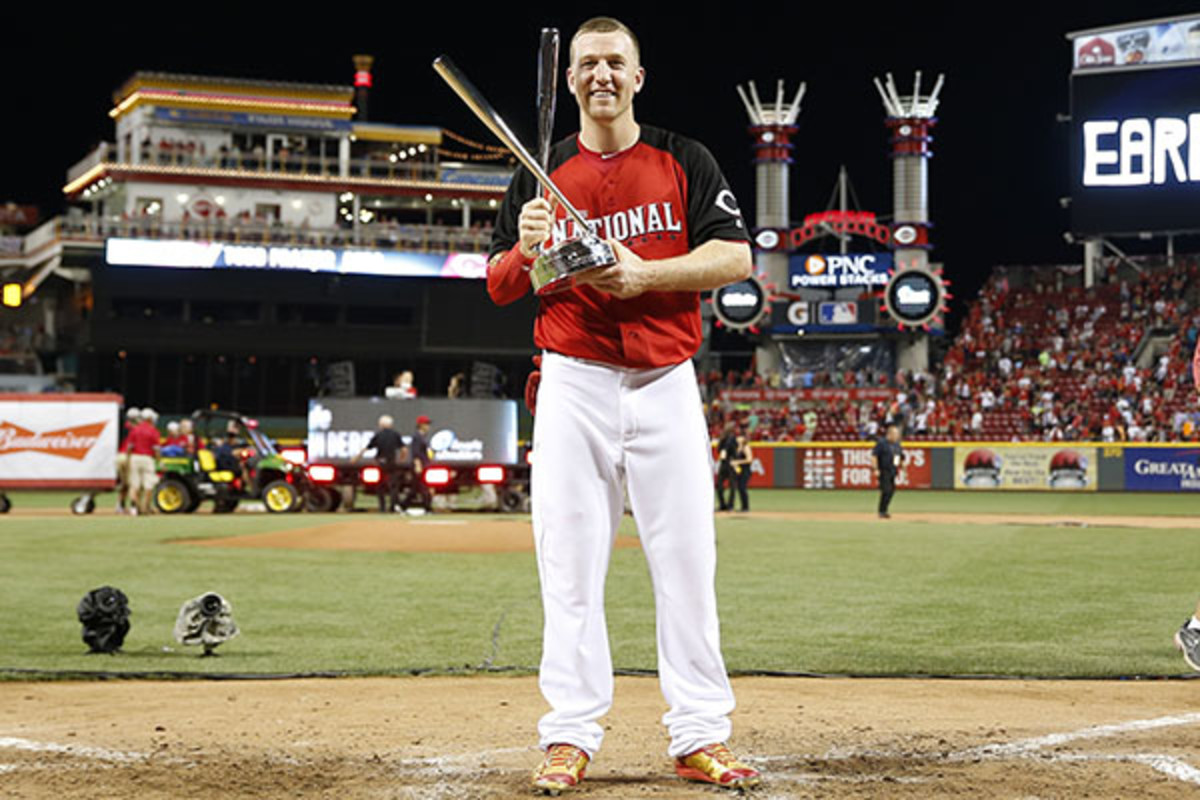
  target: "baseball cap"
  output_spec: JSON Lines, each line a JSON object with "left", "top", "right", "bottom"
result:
{"left": 416, "top": 414, "right": 432, "bottom": 425}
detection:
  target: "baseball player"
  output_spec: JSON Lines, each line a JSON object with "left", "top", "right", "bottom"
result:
{"left": 1176, "top": 604, "right": 1200, "bottom": 671}
{"left": 487, "top": 16, "right": 760, "bottom": 794}
{"left": 1173, "top": 338, "right": 1200, "bottom": 671}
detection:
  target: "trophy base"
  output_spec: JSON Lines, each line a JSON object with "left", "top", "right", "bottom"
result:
{"left": 530, "top": 237, "right": 616, "bottom": 295}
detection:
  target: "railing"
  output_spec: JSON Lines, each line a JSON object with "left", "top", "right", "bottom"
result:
{"left": 69, "top": 144, "right": 511, "bottom": 187}
{"left": 66, "top": 143, "right": 113, "bottom": 184}
{"left": 49, "top": 216, "right": 496, "bottom": 255}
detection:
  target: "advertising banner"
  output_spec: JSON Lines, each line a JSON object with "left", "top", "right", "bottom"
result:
{"left": 1072, "top": 18, "right": 1200, "bottom": 71}
{"left": 954, "top": 446, "right": 1098, "bottom": 491}
{"left": 153, "top": 107, "right": 353, "bottom": 133}
{"left": 0, "top": 394, "right": 120, "bottom": 487}
{"left": 746, "top": 450, "right": 775, "bottom": 489}
{"left": 797, "top": 446, "right": 932, "bottom": 489}
{"left": 818, "top": 301, "right": 858, "bottom": 325}
{"left": 718, "top": 388, "right": 893, "bottom": 404}
{"left": 789, "top": 253, "right": 892, "bottom": 289}
{"left": 307, "top": 397, "right": 517, "bottom": 465}
{"left": 106, "top": 238, "right": 486, "bottom": 279}
{"left": 1124, "top": 447, "right": 1200, "bottom": 491}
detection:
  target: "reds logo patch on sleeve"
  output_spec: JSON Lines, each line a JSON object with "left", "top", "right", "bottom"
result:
{"left": 714, "top": 189, "right": 743, "bottom": 227}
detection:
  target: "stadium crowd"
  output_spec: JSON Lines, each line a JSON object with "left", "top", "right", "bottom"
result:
{"left": 706, "top": 258, "right": 1200, "bottom": 443}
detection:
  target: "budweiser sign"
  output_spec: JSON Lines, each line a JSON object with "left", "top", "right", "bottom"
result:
{"left": 0, "top": 420, "right": 108, "bottom": 461}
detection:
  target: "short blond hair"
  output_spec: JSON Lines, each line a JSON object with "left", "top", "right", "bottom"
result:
{"left": 570, "top": 16, "right": 640, "bottom": 65}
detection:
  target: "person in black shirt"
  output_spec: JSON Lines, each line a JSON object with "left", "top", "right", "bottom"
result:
{"left": 714, "top": 425, "right": 738, "bottom": 511}
{"left": 355, "top": 414, "right": 406, "bottom": 512}
{"left": 408, "top": 414, "right": 434, "bottom": 512}
{"left": 872, "top": 424, "right": 903, "bottom": 518}
{"left": 731, "top": 434, "right": 753, "bottom": 512}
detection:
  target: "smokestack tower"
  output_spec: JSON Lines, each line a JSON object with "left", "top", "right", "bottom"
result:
{"left": 736, "top": 79, "right": 806, "bottom": 376}
{"left": 353, "top": 54, "right": 375, "bottom": 120}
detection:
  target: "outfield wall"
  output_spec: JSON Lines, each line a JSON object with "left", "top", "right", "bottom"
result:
{"left": 742, "top": 442, "right": 1200, "bottom": 492}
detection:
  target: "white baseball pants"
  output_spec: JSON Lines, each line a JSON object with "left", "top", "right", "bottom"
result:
{"left": 530, "top": 351, "right": 735, "bottom": 759}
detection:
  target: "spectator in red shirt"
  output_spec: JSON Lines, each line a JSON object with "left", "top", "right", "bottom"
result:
{"left": 116, "top": 407, "right": 141, "bottom": 514}
{"left": 125, "top": 408, "right": 162, "bottom": 515}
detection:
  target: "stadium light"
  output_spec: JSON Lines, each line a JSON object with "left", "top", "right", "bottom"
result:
{"left": 307, "top": 464, "right": 336, "bottom": 483}
{"left": 2, "top": 283, "right": 22, "bottom": 308}
{"left": 477, "top": 466, "right": 505, "bottom": 484}
{"left": 424, "top": 467, "right": 451, "bottom": 486}
{"left": 361, "top": 466, "right": 381, "bottom": 484}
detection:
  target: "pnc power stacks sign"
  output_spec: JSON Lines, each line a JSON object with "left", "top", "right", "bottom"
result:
{"left": 0, "top": 395, "right": 119, "bottom": 487}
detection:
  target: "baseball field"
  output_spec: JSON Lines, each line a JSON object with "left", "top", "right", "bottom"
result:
{"left": 2, "top": 488, "right": 1198, "bottom": 798}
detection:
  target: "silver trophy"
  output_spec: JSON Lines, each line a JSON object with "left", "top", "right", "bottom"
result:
{"left": 434, "top": 46, "right": 616, "bottom": 295}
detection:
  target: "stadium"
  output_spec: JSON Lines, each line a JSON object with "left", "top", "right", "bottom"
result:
{"left": 2, "top": 7, "right": 1200, "bottom": 798}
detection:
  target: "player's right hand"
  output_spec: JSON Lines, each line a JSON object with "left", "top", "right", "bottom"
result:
{"left": 518, "top": 196, "right": 556, "bottom": 259}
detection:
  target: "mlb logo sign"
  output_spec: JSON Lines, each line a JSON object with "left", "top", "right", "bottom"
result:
{"left": 818, "top": 301, "right": 857, "bottom": 325}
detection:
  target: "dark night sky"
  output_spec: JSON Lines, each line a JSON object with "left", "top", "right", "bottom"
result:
{"left": 4, "top": 3, "right": 1198, "bottom": 324}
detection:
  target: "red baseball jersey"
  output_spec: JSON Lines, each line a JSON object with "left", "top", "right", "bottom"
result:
{"left": 488, "top": 125, "right": 748, "bottom": 368}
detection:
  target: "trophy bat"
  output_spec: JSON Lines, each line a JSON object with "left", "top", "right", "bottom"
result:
{"left": 433, "top": 53, "right": 615, "bottom": 294}
{"left": 536, "top": 28, "right": 559, "bottom": 173}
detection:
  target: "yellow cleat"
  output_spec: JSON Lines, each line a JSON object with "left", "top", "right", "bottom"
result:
{"left": 675, "top": 742, "right": 761, "bottom": 790}
{"left": 531, "top": 742, "right": 589, "bottom": 795}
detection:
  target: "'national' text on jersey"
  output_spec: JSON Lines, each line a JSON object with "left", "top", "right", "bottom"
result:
{"left": 550, "top": 201, "right": 683, "bottom": 246}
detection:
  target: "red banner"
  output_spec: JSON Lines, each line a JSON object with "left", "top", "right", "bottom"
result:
{"left": 747, "top": 451, "right": 774, "bottom": 488}
{"left": 718, "top": 388, "right": 893, "bottom": 404}
{"left": 797, "top": 446, "right": 931, "bottom": 489}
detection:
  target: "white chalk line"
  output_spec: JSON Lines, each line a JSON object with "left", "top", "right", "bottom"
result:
{"left": 951, "top": 712, "right": 1200, "bottom": 760}
{"left": 0, "top": 736, "right": 145, "bottom": 763}
{"left": 744, "top": 712, "right": 1200, "bottom": 788}
{"left": 1039, "top": 752, "right": 1200, "bottom": 785}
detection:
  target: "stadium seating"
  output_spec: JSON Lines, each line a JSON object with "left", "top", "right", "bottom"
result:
{"left": 706, "top": 257, "right": 1200, "bottom": 443}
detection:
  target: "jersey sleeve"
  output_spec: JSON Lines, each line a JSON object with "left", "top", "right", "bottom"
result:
{"left": 487, "top": 165, "right": 542, "bottom": 305}
{"left": 488, "top": 165, "right": 539, "bottom": 261}
{"left": 677, "top": 137, "right": 749, "bottom": 250}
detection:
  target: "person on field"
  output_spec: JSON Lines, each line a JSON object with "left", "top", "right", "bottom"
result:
{"left": 715, "top": 425, "right": 738, "bottom": 511}
{"left": 731, "top": 433, "right": 753, "bottom": 512}
{"left": 125, "top": 408, "right": 161, "bottom": 516}
{"left": 115, "top": 407, "right": 141, "bottom": 514}
{"left": 354, "top": 414, "right": 406, "bottom": 513}
{"left": 872, "top": 423, "right": 903, "bottom": 519}
{"left": 1173, "top": 338, "right": 1200, "bottom": 672}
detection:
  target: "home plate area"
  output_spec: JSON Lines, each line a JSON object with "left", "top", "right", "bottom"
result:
{"left": 2, "top": 676, "right": 1199, "bottom": 798}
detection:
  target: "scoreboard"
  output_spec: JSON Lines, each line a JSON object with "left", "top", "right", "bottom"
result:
{"left": 1068, "top": 16, "right": 1200, "bottom": 236}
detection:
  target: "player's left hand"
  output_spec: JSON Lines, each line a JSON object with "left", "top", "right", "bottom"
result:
{"left": 578, "top": 240, "right": 654, "bottom": 299}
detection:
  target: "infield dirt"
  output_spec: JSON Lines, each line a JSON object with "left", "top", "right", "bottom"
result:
{"left": 4, "top": 675, "right": 1200, "bottom": 798}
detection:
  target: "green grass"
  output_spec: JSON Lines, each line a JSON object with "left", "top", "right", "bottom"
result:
{"left": 1, "top": 490, "right": 1197, "bottom": 678}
